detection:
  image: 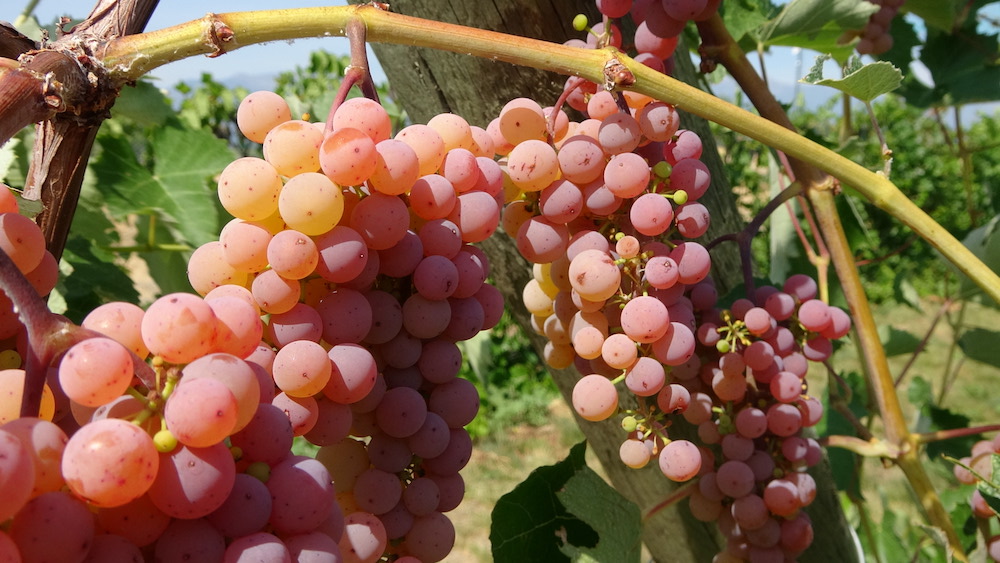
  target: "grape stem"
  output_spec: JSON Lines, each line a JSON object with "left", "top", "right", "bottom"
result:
{"left": 822, "top": 434, "right": 899, "bottom": 458}
{"left": 915, "top": 424, "right": 1000, "bottom": 445}
{"left": 642, "top": 479, "right": 697, "bottom": 522}
{"left": 324, "top": 16, "right": 378, "bottom": 135}
{"left": 0, "top": 245, "right": 156, "bottom": 415}
{"left": 706, "top": 182, "right": 802, "bottom": 296}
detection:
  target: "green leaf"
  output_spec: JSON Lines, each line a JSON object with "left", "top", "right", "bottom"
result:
{"left": 492, "top": 442, "right": 639, "bottom": 563}
{"left": 907, "top": 375, "right": 933, "bottom": 409}
{"left": 92, "top": 123, "right": 234, "bottom": 246}
{"left": 903, "top": 0, "right": 968, "bottom": 31}
{"left": 954, "top": 214, "right": 1000, "bottom": 302}
{"left": 959, "top": 328, "right": 1000, "bottom": 370}
{"left": 919, "top": 24, "right": 1000, "bottom": 105}
{"left": 758, "top": 0, "right": 877, "bottom": 58}
{"left": 801, "top": 54, "right": 903, "bottom": 103}
{"left": 977, "top": 455, "right": 1000, "bottom": 515}
{"left": 57, "top": 236, "right": 139, "bottom": 323}
{"left": 722, "top": 0, "right": 772, "bottom": 43}
{"left": 556, "top": 465, "right": 642, "bottom": 562}
{"left": 113, "top": 80, "right": 175, "bottom": 128}
{"left": 893, "top": 273, "right": 921, "bottom": 310}
{"left": 0, "top": 138, "right": 19, "bottom": 181}
{"left": 879, "top": 324, "right": 920, "bottom": 357}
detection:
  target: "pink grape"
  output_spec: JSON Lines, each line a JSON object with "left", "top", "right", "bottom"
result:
{"left": 58, "top": 336, "right": 132, "bottom": 407}
{"left": 148, "top": 442, "right": 236, "bottom": 519}
{"left": 320, "top": 127, "right": 377, "bottom": 186}
{"left": 268, "top": 456, "right": 335, "bottom": 534}
{"left": 630, "top": 192, "right": 675, "bottom": 236}
{"left": 351, "top": 192, "right": 409, "bottom": 250}
{"left": 237, "top": 90, "right": 291, "bottom": 143}
{"left": 604, "top": 152, "right": 650, "bottom": 198}
{"left": 154, "top": 516, "right": 225, "bottom": 562}
{"left": 659, "top": 439, "right": 702, "bottom": 481}
{"left": 62, "top": 418, "right": 159, "bottom": 509}
{"left": 409, "top": 174, "right": 457, "bottom": 220}
{"left": 272, "top": 339, "right": 333, "bottom": 398}
{"left": 264, "top": 119, "right": 323, "bottom": 177}
{"left": 81, "top": 301, "right": 150, "bottom": 358}
{"left": 141, "top": 292, "right": 217, "bottom": 364}
{"left": 557, "top": 135, "right": 606, "bottom": 184}
{"left": 10, "top": 491, "right": 95, "bottom": 563}
{"left": 572, "top": 374, "right": 619, "bottom": 422}
{"left": 620, "top": 295, "right": 670, "bottom": 343}
{"left": 165, "top": 377, "right": 238, "bottom": 448}
{"left": 0, "top": 428, "right": 33, "bottom": 520}
{"left": 206, "top": 473, "right": 273, "bottom": 538}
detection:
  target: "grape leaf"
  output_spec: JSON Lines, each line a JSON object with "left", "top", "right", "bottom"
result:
{"left": 903, "top": 0, "right": 970, "bottom": 31}
{"left": 92, "top": 123, "right": 234, "bottom": 247}
{"left": 955, "top": 214, "right": 1000, "bottom": 303}
{"left": 977, "top": 455, "right": 1000, "bottom": 515}
{"left": 878, "top": 325, "right": 920, "bottom": 357}
{"left": 491, "top": 441, "right": 640, "bottom": 563}
{"left": 722, "top": 0, "right": 772, "bottom": 43}
{"left": 958, "top": 328, "right": 1000, "bottom": 370}
{"left": 801, "top": 54, "right": 902, "bottom": 103}
{"left": 757, "top": 0, "right": 877, "bottom": 59}
{"left": 556, "top": 464, "right": 642, "bottom": 562}
{"left": 113, "top": 80, "right": 176, "bottom": 128}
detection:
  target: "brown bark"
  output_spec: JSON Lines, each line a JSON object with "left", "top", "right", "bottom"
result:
{"left": 3, "top": 0, "right": 162, "bottom": 260}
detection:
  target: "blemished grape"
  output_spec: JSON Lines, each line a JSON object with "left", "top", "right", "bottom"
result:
{"left": 237, "top": 90, "right": 291, "bottom": 143}
{"left": 164, "top": 377, "right": 238, "bottom": 448}
{"left": 58, "top": 337, "right": 133, "bottom": 407}
{"left": 62, "top": 418, "right": 159, "bottom": 507}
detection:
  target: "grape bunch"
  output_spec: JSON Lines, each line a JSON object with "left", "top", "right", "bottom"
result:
{"left": 855, "top": 0, "right": 906, "bottom": 55}
{"left": 495, "top": 79, "right": 713, "bottom": 475}
{"left": 953, "top": 436, "right": 1000, "bottom": 561}
{"left": 682, "top": 274, "right": 849, "bottom": 562}
{"left": 0, "top": 88, "right": 505, "bottom": 562}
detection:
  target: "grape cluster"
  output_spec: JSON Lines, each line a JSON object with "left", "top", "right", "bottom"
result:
{"left": 496, "top": 81, "right": 712, "bottom": 476}
{"left": 503, "top": 16, "right": 855, "bottom": 554}
{"left": 953, "top": 437, "right": 1000, "bottom": 561}
{"left": 855, "top": 0, "right": 906, "bottom": 55}
{"left": 684, "top": 274, "right": 850, "bottom": 561}
{"left": 0, "top": 90, "right": 505, "bottom": 562}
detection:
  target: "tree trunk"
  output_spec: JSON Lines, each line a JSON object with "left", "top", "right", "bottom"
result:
{"left": 352, "top": 1, "right": 858, "bottom": 562}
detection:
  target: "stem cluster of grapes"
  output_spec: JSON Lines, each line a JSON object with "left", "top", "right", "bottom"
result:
{"left": 499, "top": 2, "right": 854, "bottom": 561}
{"left": 0, "top": 84, "right": 508, "bottom": 561}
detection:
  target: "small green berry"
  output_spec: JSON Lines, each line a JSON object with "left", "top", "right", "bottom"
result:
{"left": 153, "top": 429, "right": 178, "bottom": 453}
{"left": 622, "top": 415, "right": 638, "bottom": 433}
{"left": 672, "top": 189, "right": 689, "bottom": 205}
{"left": 716, "top": 339, "right": 731, "bottom": 354}
{"left": 572, "top": 14, "right": 589, "bottom": 32}
{"left": 652, "top": 160, "right": 671, "bottom": 178}
{"left": 246, "top": 461, "right": 271, "bottom": 483}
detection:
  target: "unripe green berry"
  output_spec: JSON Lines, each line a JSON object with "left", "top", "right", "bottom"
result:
{"left": 716, "top": 339, "right": 731, "bottom": 354}
{"left": 153, "top": 429, "right": 178, "bottom": 453}
{"left": 622, "top": 415, "right": 638, "bottom": 432}
{"left": 572, "top": 14, "right": 589, "bottom": 31}
{"left": 672, "top": 189, "right": 689, "bottom": 205}
{"left": 246, "top": 461, "right": 271, "bottom": 483}
{"left": 652, "top": 160, "right": 671, "bottom": 178}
